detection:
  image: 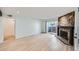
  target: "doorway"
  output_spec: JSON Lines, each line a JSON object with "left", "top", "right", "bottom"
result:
{"left": 3, "top": 18, "right": 15, "bottom": 41}
{"left": 47, "top": 21, "right": 57, "bottom": 34}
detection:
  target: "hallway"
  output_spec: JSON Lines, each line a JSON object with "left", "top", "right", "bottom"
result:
{"left": 0, "top": 33, "right": 73, "bottom": 51}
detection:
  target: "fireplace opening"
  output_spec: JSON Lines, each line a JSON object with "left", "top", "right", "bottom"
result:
{"left": 60, "top": 30, "right": 68, "bottom": 41}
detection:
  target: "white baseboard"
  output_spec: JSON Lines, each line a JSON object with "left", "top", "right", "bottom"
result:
{"left": 16, "top": 33, "right": 41, "bottom": 40}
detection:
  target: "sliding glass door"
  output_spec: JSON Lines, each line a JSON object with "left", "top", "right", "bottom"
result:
{"left": 47, "top": 21, "right": 57, "bottom": 33}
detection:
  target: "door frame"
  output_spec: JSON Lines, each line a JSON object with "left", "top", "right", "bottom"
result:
{"left": 3, "top": 18, "right": 16, "bottom": 41}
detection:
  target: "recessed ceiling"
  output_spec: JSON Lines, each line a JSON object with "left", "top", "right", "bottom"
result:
{"left": 0, "top": 7, "right": 77, "bottom": 19}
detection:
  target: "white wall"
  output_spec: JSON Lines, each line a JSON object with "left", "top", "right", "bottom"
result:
{"left": 15, "top": 17, "right": 41, "bottom": 39}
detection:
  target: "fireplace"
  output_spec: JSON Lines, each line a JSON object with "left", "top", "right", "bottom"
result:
{"left": 57, "top": 26, "right": 74, "bottom": 45}
{"left": 57, "top": 11, "right": 75, "bottom": 45}
{"left": 60, "top": 30, "right": 68, "bottom": 41}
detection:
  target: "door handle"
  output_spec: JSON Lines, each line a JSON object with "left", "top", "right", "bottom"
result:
{"left": 74, "top": 36, "right": 77, "bottom": 38}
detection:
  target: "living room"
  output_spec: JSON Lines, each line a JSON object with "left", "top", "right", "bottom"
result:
{"left": 0, "top": 7, "right": 79, "bottom": 51}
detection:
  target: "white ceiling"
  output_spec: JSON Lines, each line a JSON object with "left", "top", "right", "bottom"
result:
{"left": 0, "top": 7, "right": 77, "bottom": 20}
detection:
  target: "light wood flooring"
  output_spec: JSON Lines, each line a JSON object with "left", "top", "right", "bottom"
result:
{"left": 0, "top": 33, "right": 74, "bottom": 51}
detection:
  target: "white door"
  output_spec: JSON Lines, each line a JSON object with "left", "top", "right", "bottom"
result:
{"left": 74, "top": 8, "right": 79, "bottom": 51}
{"left": 0, "top": 17, "right": 4, "bottom": 43}
{"left": 3, "top": 17, "right": 15, "bottom": 41}
{"left": 77, "top": 12, "right": 79, "bottom": 50}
